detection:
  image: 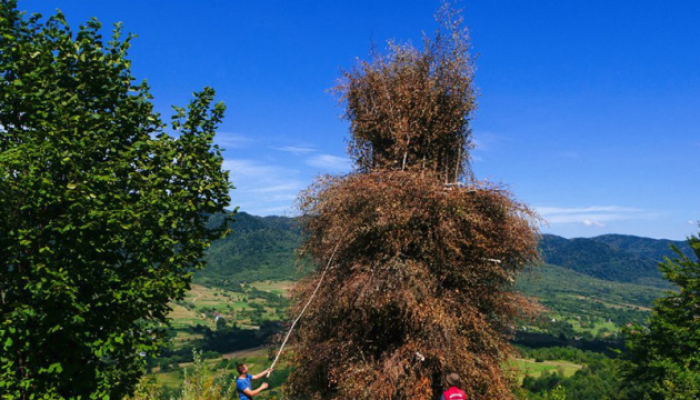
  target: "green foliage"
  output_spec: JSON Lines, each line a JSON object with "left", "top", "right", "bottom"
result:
{"left": 533, "top": 385, "right": 568, "bottom": 400}
{"left": 517, "top": 348, "right": 620, "bottom": 400}
{"left": 539, "top": 234, "right": 691, "bottom": 287}
{"left": 179, "top": 352, "right": 235, "bottom": 400}
{"left": 518, "top": 263, "right": 664, "bottom": 310}
{"left": 127, "top": 352, "right": 235, "bottom": 400}
{"left": 619, "top": 230, "right": 700, "bottom": 400}
{"left": 131, "top": 349, "right": 289, "bottom": 400}
{"left": 0, "top": 2, "right": 232, "bottom": 398}
{"left": 199, "top": 211, "right": 686, "bottom": 299}
{"left": 198, "top": 212, "right": 306, "bottom": 285}
{"left": 517, "top": 263, "right": 660, "bottom": 340}
{"left": 517, "top": 347, "right": 610, "bottom": 365}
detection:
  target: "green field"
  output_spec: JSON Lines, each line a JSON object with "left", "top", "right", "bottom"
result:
{"left": 167, "top": 282, "right": 293, "bottom": 342}
{"left": 249, "top": 280, "right": 295, "bottom": 296}
{"left": 509, "top": 358, "right": 583, "bottom": 384}
{"left": 160, "top": 274, "right": 618, "bottom": 395}
{"left": 155, "top": 282, "right": 295, "bottom": 393}
{"left": 516, "top": 264, "right": 659, "bottom": 339}
{"left": 567, "top": 316, "right": 617, "bottom": 337}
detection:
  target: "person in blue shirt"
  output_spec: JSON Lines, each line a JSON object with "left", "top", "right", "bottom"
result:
{"left": 235, "top": 363, "right": 273, "bottom": 399}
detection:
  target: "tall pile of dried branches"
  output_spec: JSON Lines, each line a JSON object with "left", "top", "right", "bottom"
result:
{"left": 337, "top": 6, "right": 475, "bottom": 183}
{"left": 286, "top": 5, "right": 540, "bottom": 400}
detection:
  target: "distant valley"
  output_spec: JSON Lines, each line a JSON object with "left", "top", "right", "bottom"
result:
{"left": 199, "top": 211, "right": 690, "bottom": 293}
{"left": 154, "top": 211, "right": 692, "bottom": 391}
{"left": 192, "top": 212, "right": 693, "bottom": 340}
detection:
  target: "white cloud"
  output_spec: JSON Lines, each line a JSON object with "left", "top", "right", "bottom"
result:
{"left": 223, "top": 159, "right": 305, "bottom": 216}
{"left": 223, "top": 159, "right": 274, "bottom": 177}
{"left": 250, "top": 182, "right": 306, "bottom": 193}
{"left": 582, "top": 219, "right": 606, "bottom": 228}
{"left": 275, "top": 146, "right": 317, "bottom": 155}
{"left": 537, "top": 206, "right": 647, "bottom": 227}
{"left": 306, "top": 154, "right": 352, "bottom": 173}
{"left": 214, "top": 132, "right": 252, "bottom": 149}
{"left": 689, "top": 220, "right": 698, "bottom": 226}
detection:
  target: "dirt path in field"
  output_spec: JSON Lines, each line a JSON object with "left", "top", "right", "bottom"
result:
{"left": 189, "top": 287, "right": 204, "bottom": 303}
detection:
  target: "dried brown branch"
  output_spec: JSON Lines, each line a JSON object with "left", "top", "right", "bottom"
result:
{"left": 334, "top": 6, "right": 476, "bottom": 183}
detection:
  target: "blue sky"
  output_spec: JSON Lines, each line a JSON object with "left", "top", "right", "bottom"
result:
{"left": 26, "top": 1, "right": 699, "bottom": 240}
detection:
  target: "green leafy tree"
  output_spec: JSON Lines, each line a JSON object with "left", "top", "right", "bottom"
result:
{"left": 0, "top": 2, "right": 232, "bottom": 398}
{"left": 215, "top": 317, "right": 228, "bottom": 332}
{"left": 619, "top": 228, "right": 700, "bottom": 400}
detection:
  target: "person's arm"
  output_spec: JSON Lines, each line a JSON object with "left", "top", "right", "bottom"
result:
{"left": 252, "top": 368, "right": 273, "bottom": 380}
{"left": 242, "top": 382, "right": 269, "bottom": 398}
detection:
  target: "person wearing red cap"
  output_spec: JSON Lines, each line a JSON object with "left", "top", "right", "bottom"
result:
{"left": 441, "top": 372, "right": 467, "bottom": 400}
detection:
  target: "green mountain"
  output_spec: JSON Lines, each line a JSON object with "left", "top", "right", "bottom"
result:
{"left": 517, "top": 263, "right": 665, "bottom": 308}
{"left": 196, "top": 212, "right": 306, "bottom": 287}
{"left": 539, "top": 234, "right": 690, "bottom": 288}
{"left": 197, "top": 212, "right": 688, "bottom": 298}
{"left": 591, "top": 234, "right": 690, "bottom": 261}
{"left": 516, "top": 263, "right": 664, "bottom": 332}
{"left": 193, "top": 213, "right": 695, "bottom": 341}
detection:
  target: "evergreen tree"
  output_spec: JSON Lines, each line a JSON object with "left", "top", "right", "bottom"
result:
{"left": 619, "top": 228, "right": 700, "bottom": 400}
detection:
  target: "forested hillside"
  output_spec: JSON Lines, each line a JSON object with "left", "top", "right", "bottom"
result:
{"left": 186, "top": 213, "right": 695, "bottom": 400}
{"left": 539, "top": 234, "right": 690, "bottom": 287}
{"left": 200, "top": 213, "right": 689, "bottom": 290}
{"left": 197, "top": 212, "right": 307, "bottom": 286}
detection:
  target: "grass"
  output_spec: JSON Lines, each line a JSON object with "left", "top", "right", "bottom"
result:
{"left": 153, "top": 370, "right": 183, "bottom": 388}
{"left": 573, "top": 295, "right": 652, "bottom": 311}
{"left": 157, "top": 282, "right": 294, "bottom": 393}
{"left": 516, "top": 265, "right": 655, "bottom": 337}
{"left": 249, "top": 280, "right": 295, "bottom": 296}
{"left": 566, "top": 317, "right": 617, "bottom": 337}
{"left": 166, "top": 283, "right": 291, "bottom": 340}
{"left": 517, "top": 264, "right": 664, "bottom": 308}
{"left": 508, "top": 358, "right": 583, "bottom": 384}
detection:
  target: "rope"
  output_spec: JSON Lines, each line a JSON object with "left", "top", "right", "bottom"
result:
{"left": 266, "top": 239, "right": 343, "bottom": 377}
